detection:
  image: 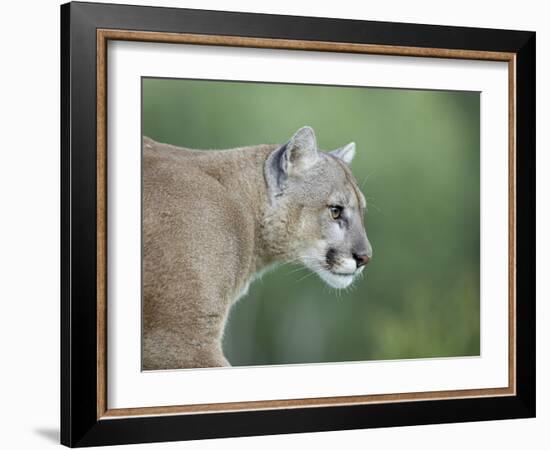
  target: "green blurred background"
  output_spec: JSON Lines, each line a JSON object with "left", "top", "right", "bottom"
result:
{"left": 142, "top": 77, "right": 480, "bottom": 366}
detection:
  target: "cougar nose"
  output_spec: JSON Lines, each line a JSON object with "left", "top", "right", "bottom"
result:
{"left": 353, "top": 253, "right": 370, "bottom": 268}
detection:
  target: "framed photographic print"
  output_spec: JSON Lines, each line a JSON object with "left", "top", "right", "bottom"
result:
{"left": 60, "top": 1, "right": 536, "bottom": 447}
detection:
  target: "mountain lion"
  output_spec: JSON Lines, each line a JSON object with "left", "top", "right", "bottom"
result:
{"left": 142, "top": 126, "right": 372, "bottom": 370}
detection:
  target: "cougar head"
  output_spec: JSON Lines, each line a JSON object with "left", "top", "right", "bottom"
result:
{"left": 265, "top": 126, "right": 372, "bottom": 289}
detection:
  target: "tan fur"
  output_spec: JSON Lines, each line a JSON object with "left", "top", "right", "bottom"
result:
{"left": 142, "top": 127, "right": 371, "bottom": 370}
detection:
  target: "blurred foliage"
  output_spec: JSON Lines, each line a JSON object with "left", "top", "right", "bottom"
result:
{"left": 142, "top": 77, "right": 480, "bottom": 366}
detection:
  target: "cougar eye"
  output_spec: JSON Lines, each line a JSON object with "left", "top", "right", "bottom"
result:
{"left": 329, "top": 205, "right": 343, "bottom": 220}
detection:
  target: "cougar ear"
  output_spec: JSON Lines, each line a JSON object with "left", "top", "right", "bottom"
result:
{"left": 282, "top": 126, "right": 319, "bottom": 173}
{"left": 265, "top": 126, "right": 319, "bottom": 199}
{"left": 330, "top": 142, "right": 356, "bottom": 165}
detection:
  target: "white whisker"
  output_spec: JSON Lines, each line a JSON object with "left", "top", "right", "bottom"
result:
{"left": 295, "top": 270, "right": 318, "bottom": 283}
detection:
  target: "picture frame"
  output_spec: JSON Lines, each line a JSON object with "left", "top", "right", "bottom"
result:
{"left": 60, "top": 1, "right": 536, "bottom": 447}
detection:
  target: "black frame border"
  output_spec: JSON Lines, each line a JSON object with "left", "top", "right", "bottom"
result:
{"left": 61, "top": 2, "right": 535, "bottom": 447}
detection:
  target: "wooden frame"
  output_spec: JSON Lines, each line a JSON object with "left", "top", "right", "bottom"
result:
{"left": 62, "top": 1, "right": 535, "bottom": 447}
